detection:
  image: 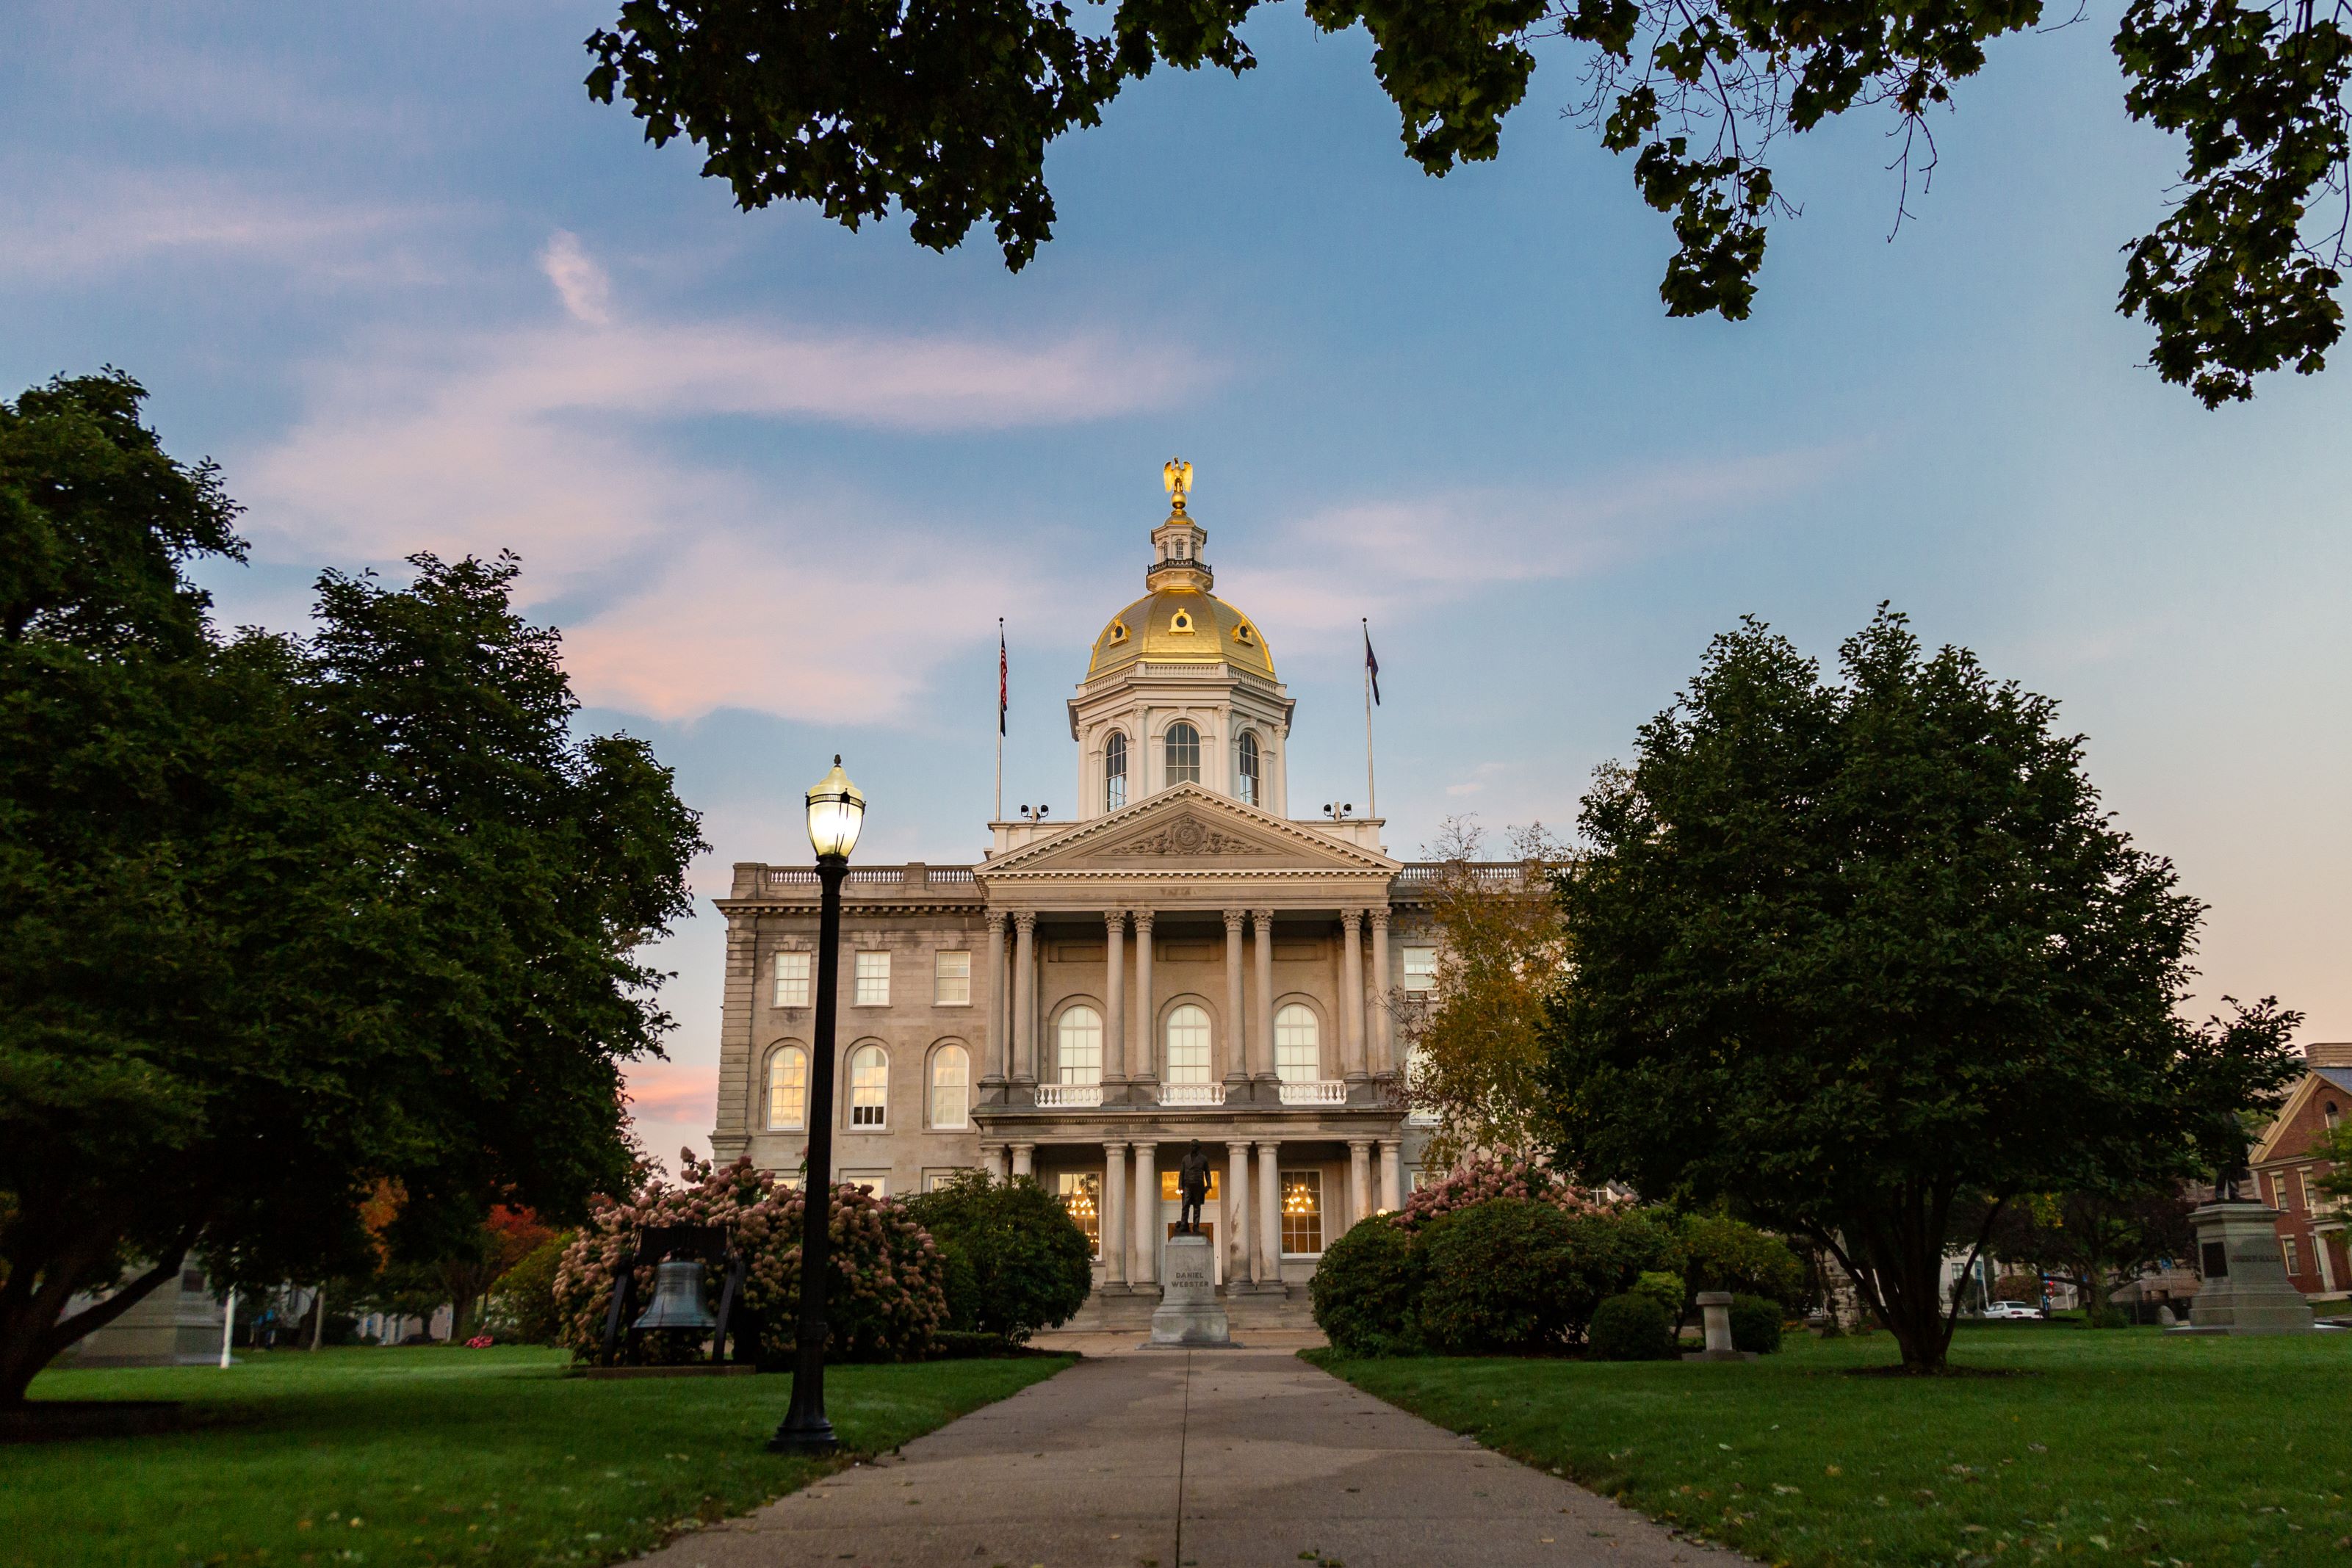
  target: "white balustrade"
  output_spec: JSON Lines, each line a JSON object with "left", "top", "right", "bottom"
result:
{"left": 1158, "top": 1081, "right": 1225, "bottom": 1107}
{"left": 1035, "top": 1082, "right": 1103, "bottom": 1108}
{"left": 1278, "top": 1079, "right": 1348, "bottom": 1106}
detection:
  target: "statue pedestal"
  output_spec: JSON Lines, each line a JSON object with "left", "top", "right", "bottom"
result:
{"left": 1683, "top": 1289, "right": 1756, "bottom": 1362}
{"left": 1147, "top": 1234, "right": 1234, "bottom": 1347}
{"left": 2172, "top": 1202, "right": 2314, "bottom": 1337}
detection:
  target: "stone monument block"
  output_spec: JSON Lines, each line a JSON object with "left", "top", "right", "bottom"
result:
{"left": 2173, "top": 1202, "right": 2315, "bottom": 1336}
{"left": 1148, "top": 1234, "right": 1234, "bottom": 1347}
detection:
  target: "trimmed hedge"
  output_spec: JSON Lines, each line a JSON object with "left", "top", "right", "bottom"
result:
{"left": 901, "top": 1171, "right": 1092, "bottom": 1345}
{"left": 1729, "top": 1293, "right": 1784, "bottom": 1354}
{"left": 1589, "top": 1292, "right": 1677, "bottom": 1361}
{"left": 1309, "top": 1215, "right": 1424, "bottom": 1355}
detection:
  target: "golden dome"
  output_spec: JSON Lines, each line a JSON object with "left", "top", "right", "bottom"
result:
{"left": 1087, "top": 587, "right": 1276, "bottom": 681}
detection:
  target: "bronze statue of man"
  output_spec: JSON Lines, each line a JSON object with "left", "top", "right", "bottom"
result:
{"left": 1177, "top": 1140, "right": 1212, "bottom": 1235}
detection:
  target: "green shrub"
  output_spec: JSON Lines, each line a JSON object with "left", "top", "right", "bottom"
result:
{"left": 1589, "top": 1292, "right": 1677, "bottom": 1360}
{"left": 1675, "top": 1211, "right": 1806, "bottom": 1309}
{"left": 901, "top": 1171, "right": 1092, "bottom": 1345}
{"left": 1310, "top": 1216, "right": 1424, "bottom": 1355}
{"left": 487, "top": 1229, "right": 574, "bottom": 1345}
{"left": 1729, "top": 1293, "right": 1783, "bottom": 1354}
{"left": 1631, "top": 1270, "right": 1686, "bottom": 1329}
{"left": 1417, "top": 1199, "right": 1582, "bottom": 1354}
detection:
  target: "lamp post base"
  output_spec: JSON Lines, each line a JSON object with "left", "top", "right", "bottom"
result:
{"left": 768, "top": 1416, "right": 838, "bottom": 1453}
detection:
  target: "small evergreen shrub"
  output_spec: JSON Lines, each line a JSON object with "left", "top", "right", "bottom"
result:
{"left": 901, "top": 1171, "right": 1092, "bottom": 1345}
{"left": 487, "top": 1229, "right": 574, "bottom": 1345}
{"left": 1729, "top": 1294, "right": 1783, "bottom": 1354}
{"left": 1417, "top": 1198, "right": 1583, "bottom": 1354}
{"left": 1589, "top": 1292, "right": 1677, "bottom": 1361}
{"left": 1310, "top": 1216, "right": 1424, "bottom": 1355}
{"left": 1631, "top": 1270, "right": 1686, "bottom": 1329}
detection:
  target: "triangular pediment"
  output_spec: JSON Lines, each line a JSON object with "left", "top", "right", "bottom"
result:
{"left": 980, "top": 784, "right": 1396, "bottom": 877}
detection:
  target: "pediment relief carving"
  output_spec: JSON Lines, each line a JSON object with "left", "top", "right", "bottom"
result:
{"left": 1112, "top": 817, "right": 1262, "bottom": 857}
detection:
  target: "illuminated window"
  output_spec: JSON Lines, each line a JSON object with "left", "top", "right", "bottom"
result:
{"left": 767, "top": 1046, "right": 808, "bottom": 1130}
{"left": 1105, "top": 731, "right": 1128, "bottom": 810}
{"left": 934, "top": 950, "right": 970, "bottom": 1005}
{"left": 849, "top": 1045, "right": 888, "bottom": 1127}
{"left": 854, "top": 950, "right": 890, "bottom": 1005}
{"left": 842, "top": 1171, "right": 888, "bottom": 1196}
{"left": 1058, "top": 1171, "right": 1102, "bottom": 1254}
{"left": 1237, "top": 732, "right": 1259, "bottom": 806}
{"left": 1402, "top": 947, "right": 1437, "bottom": 992}
{"left": 1166, "top": 721, "right": 1201, "bottom": 785}
{"left": 930, "top": 1044, "right": 970, "bottom": 1129}
{"left": 1274, "top": 1004, "right": 1319, "bottom": 1083}
{"left": 1280, "top": 1170, "right": 1324, "bottom": 1254}
{"left": 1159, "top": 1169, "right": 1222, "bottom": 1202}
{"left": 1165, "top": 1003, "right": 1211, "bottom": 1083}
{"left": 1058, "top": 1005, "right": 1103, "bottom": 1084}
{"left": 773, "top": 951, "right": 811, "bottom": 1008}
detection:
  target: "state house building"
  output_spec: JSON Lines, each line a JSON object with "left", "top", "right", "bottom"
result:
{"left": 710, "top": 470, "right": 1444, "bottom": 1308}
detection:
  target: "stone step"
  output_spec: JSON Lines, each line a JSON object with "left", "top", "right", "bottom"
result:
{"left": 1058, "top": 1282, "right": 1317, "bottom": 1333}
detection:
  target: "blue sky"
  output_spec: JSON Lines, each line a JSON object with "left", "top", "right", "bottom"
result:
{"left": 10, "top": 0, "right": 2348, "bottom": 1168}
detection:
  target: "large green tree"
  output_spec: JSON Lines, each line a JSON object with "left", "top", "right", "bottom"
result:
{"left": 1537, "top": 607, "right": 2299, "bottom": 1371}
{"left": 0, "top": 372, "right": 704, "bottom": 1403}
{"left": 583, "top": 0, "right": 2349, "bottom": 405}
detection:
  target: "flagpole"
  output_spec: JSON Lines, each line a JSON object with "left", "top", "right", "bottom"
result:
{"left": 995, "top": 618, "right": 1005, "bottom": 823}
{"left": 1363, "top": 617, "right": 1377, "bottom": 821}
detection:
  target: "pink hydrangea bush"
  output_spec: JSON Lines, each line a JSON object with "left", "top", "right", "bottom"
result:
{"left": 1390, "top": 1156, "right": 1619, "bottom": 1233}
{"left": 552, "top": 1151, "right": 948, "bottom": 1363}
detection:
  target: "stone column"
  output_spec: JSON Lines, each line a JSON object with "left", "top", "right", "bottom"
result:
{"left": 1104, "top": 911, "right": 1128, "bottom": 1088}
{"left": 981, "top": 1142, "right": 1008, "bottom": 1180}
{"left": 1225, "top": 1140, "right": 1255, "bottom": 1285}
{"left": 983, "top": 911, "right": 1009, "bottom": 1086}
{"left": 1378, "top": 1139, "right": 1403, "bottom": 1213}
{"left": 1256, "top": 1141, "right": 1282, "bottom": 1282}
{"left": 1132, "top": 1141, "right": 1159, "bottom": 1287}
{"left": 1251, "top": 909, "right": 1277, "bottom": 1092}
{"left": 1368, "top": 908, "right": 1393, "bottom": 1077}
{"left": 1222, "top": 908, "right": 1248, "bottom": 1091}
{"left": 1012, "top": 912, "right": 1039, "bottom": 1087}
{"left": 1103, "top": 1141, "right": 1129, "bottom": 1287}
{"left": 1340, "top": 909, "right": 1368, "bottom": 1081}
{"left": 1011, "top": 1142, "right": 1034, "bottom": 1179}
{"left": 1132, "top": 911, "right": 1157, "bottom": 1091}
{"left": 1349, "top": 1140, "right": 1374, "bottom": 1230}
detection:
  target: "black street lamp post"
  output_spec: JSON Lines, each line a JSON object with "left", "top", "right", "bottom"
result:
{"left": 771, "top": 756, "right": 864, "bottom": 1454}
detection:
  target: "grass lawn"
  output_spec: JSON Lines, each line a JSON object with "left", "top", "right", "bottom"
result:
{"left": 2, "top": 1345, "right": 1070, "bottom": 1568}
{"left": 1309, "top": 1325, "right": 2352, "bottom": 1567}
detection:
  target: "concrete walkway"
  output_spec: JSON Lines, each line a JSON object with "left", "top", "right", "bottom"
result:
{"left": 637, "top": 1346, "right": 1750, "bottom": 1568}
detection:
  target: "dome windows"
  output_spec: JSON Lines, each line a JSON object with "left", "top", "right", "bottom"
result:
{"left": 1105, "top": 731, "right": 1128, "bottom": 810}
{"left": 1237, "top": 731, "right": 1260, "bottom": 807}
{"left": 1165, "top": 721, "right": 1201, "bottom": 785}
{"left": 1169, "top": 608, "right": 1194, "bottom": 634}
{"left": 1106, "top": 618, "right": 1129, "bottom": 645}
{"left": 1233, "top": 621, "right": 1256, "bottom": 646}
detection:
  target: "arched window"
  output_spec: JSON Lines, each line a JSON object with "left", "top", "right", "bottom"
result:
{"left": 1237, "top": 731, "right": 1260, "bottom": 806}
{"left": 1165, "top": 1003, "right": 1211, "bottom": 1083}
{"left": 1165, "top": 721, "right": 1201, "bottom": 786}
{"left": 1057, "top": 1005, "right": 1103, "bottom": 1084}
{"left": 1274, "top": 1005, "right": 1319, "bottom": 1083}
{"left": 930, "top": 1044, "right": 970, "bottom": 1129}
{"left": 767, "top": 1046, "right": 808, "bottom": 1130}
{"left": 1105, "top": 731, "right": 1128, "bottom": 811}
{"left": 848, "top": 1044, "right": 888, "bottom": 1127}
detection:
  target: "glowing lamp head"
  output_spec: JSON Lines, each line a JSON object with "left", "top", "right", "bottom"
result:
{"left": 805, "top": 755, "right": 865, "bottom": 860}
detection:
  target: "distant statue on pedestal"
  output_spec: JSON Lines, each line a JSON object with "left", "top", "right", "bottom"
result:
{"left": 1177, "top": 1141, "right": 1211, "bottom": 1235}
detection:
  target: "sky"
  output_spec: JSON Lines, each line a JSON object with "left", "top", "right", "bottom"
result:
{"left": 8, "top": 0, "right": 2348, "bottom": 1172}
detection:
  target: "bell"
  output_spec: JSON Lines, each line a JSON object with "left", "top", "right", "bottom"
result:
{"left": 632, "top": 1259, "right": 717, "bottom": 1332}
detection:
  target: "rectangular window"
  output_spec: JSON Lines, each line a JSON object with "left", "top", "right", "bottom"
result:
{"left": 1402, "top": 947, "right": 1437, "bottom": 992}
{"left": 842, "top": 1171, "right": 888, "bottom": 1197}
{"left": 773, "top": 950, "right": 811, "bottom": 1008}
{"left": 1280, "top": 1169, "right": 1324, "bottom": 1255}
{"left": 925, "top": 1168, "right": 977, "bottom": 1193}
{"left": 1159, "top": 1170, "right": 1222, "bottom": 1202}
{"left": 934, "top": 950, "right": 971, "bottom": 1005}
{"left": 2298, "top": 1168, "right": 2315, "bottom": 1210}
{"left": 2284, "top": 1237, "right": 2301, "bottom": 1274}
{"left": 854, "top": 950, "right": 890, "bottom": 1006}
{"left": 2272, "top": 1171, "right": 2292, "bottom": 1210}
{"left": 1058, "top": 1172, "right": 1103, "bottom": 1254}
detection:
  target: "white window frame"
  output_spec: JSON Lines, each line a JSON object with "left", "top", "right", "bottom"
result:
{"left": 1164, "top": 1003, "right": 1211, "bottom": 1083}
{"left": 934, "top": 949, "right": 971, "bottom": 1006}
{"left": 2283, "top": 1236, "right": 2301, "bottom": 1274}
{"left": 841, "top": 1171, "right": 889, "bottom": 1197}
{"left": 1165, "top": 720, "right": 1202, "bottom": 786}
{"left": 1279, "top": 1168, "right": 1324, "bottom": 1257}
{"left": 930, "top": 1043, "right": 971, "bottom": 1129}
{"left": 1057, "top": 1005, "right": 1103, "bottom": 1085}
{"left": 773, "top": 950, "right": 812, "bottom": 1008}
{"left": 1237, "top": 731, "right": 1259, "bottom": 806}
{"left": 854, "top": 950, "right": 891, "bottom": 1007}
{"left": 1058, "top": 1171, "right": 1103, "bottom": 1257}
{"left": 1105, "top": 731, "right": 1128, "bottom": 811}
{"left": 767, "top": 1044, "right": 809, "bottom": 1131}
{"left": 1402, "top": 946, "right": 1437, "bottom": 993}
{"left": 1274, "top": 1003, "right": 1319, "bottom": 1084}
{"left": 848, "top": 1044, "right": 889, "bottom": 1129}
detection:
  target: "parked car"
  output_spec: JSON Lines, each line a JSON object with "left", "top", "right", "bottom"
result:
{"left": 1983, "top": 1301, "right": 2046, "bottom": 1320}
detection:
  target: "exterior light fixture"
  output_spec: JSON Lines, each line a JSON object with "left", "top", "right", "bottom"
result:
{"left": 772, "top": 755, "right": 864, "bottom": 1454}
